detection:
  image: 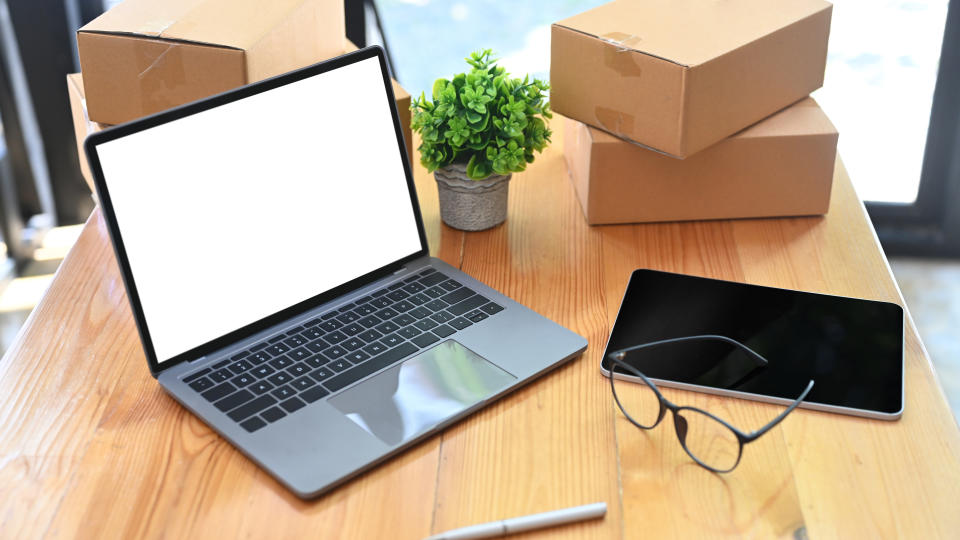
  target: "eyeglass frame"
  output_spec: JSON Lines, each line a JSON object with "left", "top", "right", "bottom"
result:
{"left": 607, "top": 334, "right": 815, "bottom": 473}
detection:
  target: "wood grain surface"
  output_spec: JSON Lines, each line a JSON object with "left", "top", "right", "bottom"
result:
{"left": 1, "top": 123, "right": 958, "bottom": 539}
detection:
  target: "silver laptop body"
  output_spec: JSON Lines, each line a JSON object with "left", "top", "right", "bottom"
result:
{"left": 85, "top": 46, "right": 586, "bottom": 498}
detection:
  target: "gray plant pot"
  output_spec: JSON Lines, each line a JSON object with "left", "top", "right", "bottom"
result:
{"left": 434, "top": 163, "right": 512, "bottom": 231}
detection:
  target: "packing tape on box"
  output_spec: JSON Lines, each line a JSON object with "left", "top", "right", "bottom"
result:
{"left": 134, "top": 40, "right": 187, "bottom": 117}
{"left": 599, "top": 32, "right": 643, "bottom": 77}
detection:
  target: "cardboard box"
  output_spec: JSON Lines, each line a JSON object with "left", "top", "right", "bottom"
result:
{"left": 551, "top": 0, "right": 832, "bottom": 158}
{"left": 66, "top": 73, "right": 107, "bottom": 194}
{"left": 563, "top": 98, "right": 838, "bottom": 224}
{"left": 68, "top": 72, "right": 413, "bottom": 192}
{"left": 78, "top": 0, "right": 344, "bottom": 125}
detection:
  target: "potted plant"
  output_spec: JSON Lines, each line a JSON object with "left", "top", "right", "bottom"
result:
{"left": 410, "top": 49, "right": 552, "bottom": 231}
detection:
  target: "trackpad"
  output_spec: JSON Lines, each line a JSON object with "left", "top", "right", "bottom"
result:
{"left": 329, "top": 340, "right": 516, "bottom": 446}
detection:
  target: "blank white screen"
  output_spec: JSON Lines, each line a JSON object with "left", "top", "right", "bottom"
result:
{"left": 96, "top": 57, "right": 422, "bottom": 364}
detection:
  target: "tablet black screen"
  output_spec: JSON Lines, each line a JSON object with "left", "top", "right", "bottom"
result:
{"left": 601, "top": 269, "right": 904, "bottom": 415}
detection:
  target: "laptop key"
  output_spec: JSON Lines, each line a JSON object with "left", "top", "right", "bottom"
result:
{"left": 322, "top": 345, "right": 347, "bottom": 360}
{"left": 402, "top": 282, "right": 425, "bottom": 294}
{"left": 284, "top": 335, "right": 307, "bottom": 348}
{"left": 267, "top": 371, "right": 293, "bottom": 386}
{"left": 184, "top": 368, "right": 212, "bottom": 384}
{"left": 318, "top": 320, "right": 343, "bottom": 332}
{"left": 481, "top": 302, "right": 504, "bottom": 315}
{"left": 448, "top": 317, "right": 472, "bottom": 330}
{"left": 387, "top": 290, "right": 410, "bottom": 302}
{"left": 373, "top": 287, "right": 390, "bottom": 296}
{"left": 250, "top": 342, "right": 269, "bottom": 351}
{"left": 323, "top": 342, "right": 418, "bottom": 393}
{"left": 357, "top": 329, "right": 382, "bottom": 342}
{"left": 408, "top": 293, "right": 431, "bottom": 305}
{"left": 228, "top": 395, "right": 278, "bottom": 422}
{"left": 419, "top": 272, "right": 446, "bottom": 286}
{"left": 301, "top": 385, "right": 330, "bottom": 403}
{"left": 337, "top": 303, "right": 356, "bottom": 313}
{"left": 418, "top": 268, "right": 438, "bottom": 276}
{"left": 252, "top": 364, "right": 275, "bottom": 378}
{"left": 353, "top": 304, "right": 376, "bottom": 316}
{"left": 327, "top": 359, "right": 351, "bottom": 372}
{"left": 336, "top": 312, "right": 359, "bottom": 324}
{"left": 388, "top": 282, "right": 405, "bottom": 290}
{"left": 397, "top": 326, "right": 421, "bottom": 339}
{"left": 309, "top": 367, "right": 335, "bottom": 384}
{"left": 214, "top": 389, "right": 254, "bottom": 412}
{"left": 376, "top": 307, "right": 399, "bottom": 319}
{"left": 321, "top": 311, "right": 338, "bottom": 320}
{"left": 323, "top": 330, "right": 348, "bottom": 344}
{"left": 201, "top": 381, "right": 236, "bottom": 401}
{"left": 342, "top": 323, "right": 364, "bottom": 336}
{"left": 439, "top": 287, "right": 473, "bottom": 306}
{"left": 440, "top": 279, "right": 462, "bottom": 291}
{"left": 412, "top": 333, "right": 440, "bottom": 348}
{"left": 286, "top": 347, "right": 310, "bottom": 361}
{"left": 249, "top": 381, "right": 273, "bottom": 395}
{"left": 369, "top": 297, "right": 392, "bottom": 308}
{"left": 357, "top": 315, "right": 381, "bottom": 328}
{"left": 342, "top": 338, "right": 364, "bottom": 351}
{"left": 291, "top": 376, "right": 314, "bottom": 391}
{"left": 265, "top": 344, "right": 290, "bottom": 356}
{"left": 424, "top": 299, "right": 448, "bottom": 312}
{"left": 448, "top": 295, "right": 488, "bottom": 316}
{"left": 363, "top": 341, "right": 388, "bottom": 356}
{"left": 228, "top": 360, "right": 253, "bottom": 375}
{"left": 213, "top": 358, "right": 232, "bottom": 369}
{"left": 393, "top": 300, "right": 414, "bottom": 312}
{"left": 209, "top": 369, "right": 232, "bottom": 383}
{"left": 380, "top": 333, "right": 404, "bottom": 347}
{"left": 240, "top": 417, "right": 267, "bottom": 433}
{"left": 271, "top": 385, "right": 296, "bottom": 400}
{"left": 280, "top": 397, "right": 306, "bottom": 413}
{"left": 231, "top": 374, "right": 256, "bottom": 388}
{"left": 285, "top": 325, "right": 306, "bottom": 335}
{"left": 269, "top": 356, "right": 294, "bottom": 370}
{"left": 375, "top": 320, "right": 400, "bottom": 334}
{"left": 287, "top": 362, "right": 312, "bottom": 377}
{"left": 248, "top": 351, "right": 272, "bottom": 364}
{"left": 268, "top": 335, "right": 286, "bottom": 344}
{"left": 414, "top": 319, "right": 438, "bottom": 331}
{"left": 261, "top": 407, "right": 286, "bottom": 423}
{"left": 393, "top": 313, "right": 415, "bottom": 326}
{"left": 423, "top": 286, "right": 446, "bottom": 299}
{"left": 433, "top": 324, "right": 456, "bottom": 338}
{"left": 346, "top": 350, "right": 370, "bottom": 364}
{"left": 402, "top": 274, "right": 421, "bottom": 284}
{"left": 305, "top": 355, "right": 327, "bottom": 369}
{"left": 301, "top": 327, "right": 324, "bottom": 340}
{"left": 431, "top": 311, "right": 454, "bottom": 324}
{"left": 467, "top": 311, "right": 489, "bottom": 323}
{"left": 409, "top": 307, "right": 431, "bottom": 320}
{"left": 189, "top": 377, "right": 214, "bottom": 392}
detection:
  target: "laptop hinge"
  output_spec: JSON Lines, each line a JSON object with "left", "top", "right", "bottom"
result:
{"left": 190, "top": 355, "right": 207, "bottom": 364}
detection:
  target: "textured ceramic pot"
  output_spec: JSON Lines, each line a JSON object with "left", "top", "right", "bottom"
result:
{"left": 434, "top": 163, "right": 512, "bottom": 231}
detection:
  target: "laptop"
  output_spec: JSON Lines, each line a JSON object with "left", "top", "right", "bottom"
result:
{"left": 84, "top": 46, "right": 587, "bottom": 498}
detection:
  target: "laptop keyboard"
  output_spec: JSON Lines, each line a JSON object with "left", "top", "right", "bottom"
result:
{"left": 181, "top": 268, "right": 504, "bottom": 433}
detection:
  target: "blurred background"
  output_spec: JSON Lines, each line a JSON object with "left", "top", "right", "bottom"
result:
{"left": 0, "top": 0, "right": 957, "bottom": 418}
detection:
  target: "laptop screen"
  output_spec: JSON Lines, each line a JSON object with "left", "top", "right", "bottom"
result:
{"left": 92, "top": 55, "right": 423, "bottom": 365}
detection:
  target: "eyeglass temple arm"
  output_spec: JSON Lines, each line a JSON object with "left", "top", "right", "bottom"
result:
{"left": 746, "top": 379, "right": 815, "bottom": 441}
{"left": 609, "top": 334, "right": 769, "bottom": 367}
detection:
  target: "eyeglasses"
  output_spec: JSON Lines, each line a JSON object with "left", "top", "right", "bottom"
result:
{"left": 607, "top": 335, "right": 814, "bottom": 473}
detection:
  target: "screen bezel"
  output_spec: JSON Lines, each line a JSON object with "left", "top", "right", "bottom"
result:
{"left": 84, "top": 46, "right": 429, "bottom": 376}
{"left": 600, "top": 269, "right": 905, "bottom": 419}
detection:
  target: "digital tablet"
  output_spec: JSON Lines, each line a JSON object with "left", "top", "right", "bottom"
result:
{"left": 601, "top": 269, "right": 904, "bottom": 420}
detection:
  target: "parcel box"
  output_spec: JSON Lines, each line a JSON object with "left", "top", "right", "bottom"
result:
{"left": 563, "top": 98, "right": 838, "bottom": 224}
{"left": 66, "top": 73, "right": 107, "bottom": 194}
{"left": 68, "top": 72, "right": 413, "bottom": 192}
{"left": 78, "top": 0, "right": 344, "bottom": 125}
{"left": 551, "top": 0, "right": 832, "bottom": 158}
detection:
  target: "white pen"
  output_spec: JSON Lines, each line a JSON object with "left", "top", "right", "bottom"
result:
{"left": 424, "top": 502, "right": 607, "bottom": 540}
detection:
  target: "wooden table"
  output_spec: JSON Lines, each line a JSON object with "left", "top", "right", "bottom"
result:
{"left": 3, "top": 124, "right": 959, "bottom": 539}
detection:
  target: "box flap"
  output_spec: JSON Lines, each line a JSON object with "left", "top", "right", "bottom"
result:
{"left": 80, "top": 0, "right": 311, "bottom": 50}
{"left": 554, "top": 0, "right": 832, "bottom": 67}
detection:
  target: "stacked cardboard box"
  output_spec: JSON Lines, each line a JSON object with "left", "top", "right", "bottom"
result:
{"left": 551, "top": 0, "right": 839, "bottom": 224}
{"left": 68, "top": 0, "right": 412, "bottom": 192}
